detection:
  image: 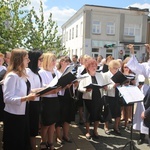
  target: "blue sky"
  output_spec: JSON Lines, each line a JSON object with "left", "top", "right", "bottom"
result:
{"left": 30, "top": 0, "right": 150, "bottom": 34}
{"left": 44, "top": 0, "right": 150, "bottom": 10}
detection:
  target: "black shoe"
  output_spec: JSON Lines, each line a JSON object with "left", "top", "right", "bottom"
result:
{"left": 40, "top": 142, "right": 48, "bottom": 150}
{"left": 137, "top": 139, "right": 144, "bottom": 145}
{"left": 93, "top": 132, "right": 99, "bottom": 139}
{"left": 114, "top": 129, "right": 121, "bottom": 136}
{"left": 62, "top": 136, "right": 72, "bottom": 143}
{"left": 79, "top": 120, "right": 84, "bottom": 125}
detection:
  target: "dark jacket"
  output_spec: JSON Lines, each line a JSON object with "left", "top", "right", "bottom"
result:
{"left": 143, "top": 87, "right": 150, "bottom": 128}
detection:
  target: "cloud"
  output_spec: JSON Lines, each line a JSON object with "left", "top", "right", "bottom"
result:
{"left": 29, "top": 0, "right": 76, "bottom": 34}
{"left": 127, "top": 3, "right": 150, "bottom": 15}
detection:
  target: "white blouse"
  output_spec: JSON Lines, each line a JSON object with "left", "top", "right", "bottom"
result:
{"left": 3, "top": 72, "right": 27, "bottom": 115}
{"left": 38, "top": 69, "right": 59, "bottom": 98}
{"left": 26, "top": 68, "right": 41, "bottom": 101}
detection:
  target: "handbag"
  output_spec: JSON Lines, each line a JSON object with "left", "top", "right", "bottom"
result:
{"left": 100, "top": 95, "right": 111, "bottom": 123}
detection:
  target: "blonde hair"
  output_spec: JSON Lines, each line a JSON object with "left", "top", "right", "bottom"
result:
{"left": 82, "top": 54, "right": 91, "bottom": 65}
{"left": 0, "top": 53, "right": 4, "bottom": 58}
{"left": 106, "top": 55, "right": 114, "bottom": 63}
{"left": 108, "top": 59, "right": 120, "bottom": 69}
{"left": 7, "top": 48, "right": 28, "bottom": 77}
{"left": 42, "top": 52, "right": 56, "bottom": 70}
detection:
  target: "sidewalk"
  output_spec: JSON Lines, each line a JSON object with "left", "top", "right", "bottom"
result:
{"left": 0, "top": 118, "right": 150, "bottom": 150}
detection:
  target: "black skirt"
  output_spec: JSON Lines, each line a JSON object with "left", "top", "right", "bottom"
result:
{"left": 58, "top": 95, "right": 75, "bottom": 124}
{"left": 29, "top": 101, "right": 41, "bottom": 136}
{"left": 40, "top": 97, "right": 60, "bottom": 126}
{"left": 107, "top": 96, "right": 121, "bottom": 118}
{"left": 3, "top": 111, "right": 30, "bottom": 150}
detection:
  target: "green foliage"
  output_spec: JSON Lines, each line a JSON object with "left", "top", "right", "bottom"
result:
{"left": 0, "top": 0, "right": 66, "bottom": 56}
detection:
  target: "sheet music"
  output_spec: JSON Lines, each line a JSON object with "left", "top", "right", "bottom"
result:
{"left": 117, "top": 85, "right": 144, "bottom": 104}
{"left": 47, "top": 75, "right": 58, "bottom": 87}
{"left": 61, "top": 65, "right": 74, "bottom": 76}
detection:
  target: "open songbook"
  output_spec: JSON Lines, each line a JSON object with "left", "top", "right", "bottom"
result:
{"left": 37, "top": 72, "right": 88, "bottom": 95}
{"left": 111, "top": 71, "right": 135, "bottom": 85}
{"left": 84, "top": 83, "right": 110, "bottom": 89}
{"left": 117, "top": 85, "right": 144, "bottom": 104}
{"left": 36, "top": 86, "right": 60, "bottom": 96}
{"left": 61, "top": 65, "right": 75, "bottom": 76}
{"left": 111, "top": 71, "right": 128, "bottom": 84}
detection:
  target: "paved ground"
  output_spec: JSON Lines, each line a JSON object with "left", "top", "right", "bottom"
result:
{"left": 0, "top": 114, "right": 150, "bottom": 150}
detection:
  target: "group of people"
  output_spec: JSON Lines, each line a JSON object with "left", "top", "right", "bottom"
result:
{"left": 0, "top": 44, "right": 150, "bottom": 150}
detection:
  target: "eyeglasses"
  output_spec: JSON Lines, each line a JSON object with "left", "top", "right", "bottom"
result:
{"left": 112, "top": 67, "right": 119, "bottom": 70}
{"left": 124, "top": 66, "right": 128, "bottom": 69}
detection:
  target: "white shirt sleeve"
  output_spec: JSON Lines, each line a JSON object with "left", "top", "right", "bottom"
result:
{"left": 127, "top": 55, "right": 150, "bottom": 78}
{"left": 3, "top": 74, "right": 22, "bottom": 105}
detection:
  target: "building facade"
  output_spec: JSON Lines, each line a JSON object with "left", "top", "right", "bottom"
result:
{"left": 62, "top": 5, "right": 149, "bottom": 61}
{"left": 147, "top": 17, "right": 150, "bottom": 44}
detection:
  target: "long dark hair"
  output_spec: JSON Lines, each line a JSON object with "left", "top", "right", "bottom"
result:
{"left": 28, "top": 50, "right": 43, "bottom": 74}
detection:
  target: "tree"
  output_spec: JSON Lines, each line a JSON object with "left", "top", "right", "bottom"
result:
{"left": 0, "top": 0, "right": 66, "bottom": 56}
{"left": 25, "top": 1, "right": 66, "bottom": 56}
{"left": 0, "top": 0, "right": 31, "bottom": 53}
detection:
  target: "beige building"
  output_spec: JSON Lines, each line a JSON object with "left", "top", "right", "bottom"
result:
{"left": 147, "top": 17, "right": 150, "bottom": 44}
{"left": 62, "top": 4, "right": 149, "bottom": 61}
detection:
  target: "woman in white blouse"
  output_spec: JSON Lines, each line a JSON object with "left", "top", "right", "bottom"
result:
{"left": 55, "top": 56, "right": 76, "bottom": 144}
{"left": 38, "top": 52, "right": 61, "bottom": 150}
{"left": 3, "top": 48, "right": 37, "bottom": 150}
{"left": 26, "top": 50, "right": 43, "bottom": 150}
{"left": 78, "top": 58, "right": 106, "bottom": 139}
{"left": 102, "top": 60, "right": 121, "bottom": 135}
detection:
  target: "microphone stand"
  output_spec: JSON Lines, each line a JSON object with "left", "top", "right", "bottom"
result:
{"left": 122, "top": 103, "right": 137, "bottom": 150}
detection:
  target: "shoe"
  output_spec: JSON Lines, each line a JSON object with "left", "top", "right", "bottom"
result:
{"left": 125, "top": 126, "right": 130, "bottom": 130}
{"left": 93, "top": 132, "right": 99, "bottom": 139}
{"left": 121, "top": 118, "right": 125, "bottom": 121}
{"left": 109, "top": 119, "right": 113, "bottom": 124}
{"left": 137, "top": 139, "right": 144, "bottom": 145}
{"left": 56, "top": 138, "right": 65, "bottom": 145}
{"left": 62, "top": 136, "right": 72, "bottom": 143}
{"left": 47, "top": 143, "right": 56, "bottom": 150}
{"left": 104, "top": 129, "right": 110, "bottom": 135}
{"left": 79, "top": 120, "right": 84, "bottom": 125}
{"left": 114, "top": 129, "right": 121, "bottom": 136}
{"left": 85, "top": 133, "right": 91, "bottom": 139}
{"left": 40, "top": 142, "right": 48, "bottom": 150}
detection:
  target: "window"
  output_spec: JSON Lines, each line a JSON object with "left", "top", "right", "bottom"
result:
{"left": 92, "top": 21, "right": 101, "bottom": 34}
{"left": 69, "top": 29, "right": 71, "bottom": 40}
{"left": 124, "top": 24, "right": 134, "bottom": 36}
{"left": 63, "top": 32, "right": 65, "bottom": 43}
{"left": 134, "top": 24, "right": 141, "bottom": 42}
{"left": 72, "top": 27, "right": 74, "bottom": 39}
{"left": 80, "top": 22, "right": 83, "bottom": 36}
{"left": 92, "top": 48, "right": 99, "bottom": 52}
{"left": 106, "top": 22, "right": 115, "bottom": 35}
{"left": 66, "top": 31, "right": 68, "bottom": 41}
{"left": 76, "top": 25, "right": 78, "bottom": 38}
